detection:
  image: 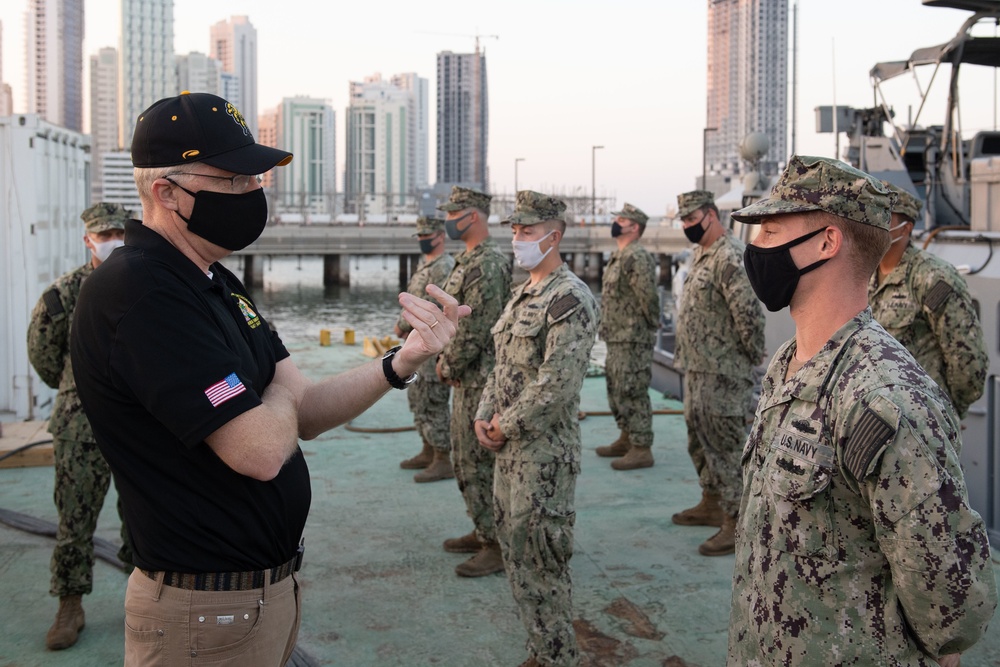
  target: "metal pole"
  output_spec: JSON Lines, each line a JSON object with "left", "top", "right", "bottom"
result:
{"left": 515, "top": 157, "right": 524, "bottom": 194}
{"left": 592, "top": 145, "right": 604, "bottom": 219}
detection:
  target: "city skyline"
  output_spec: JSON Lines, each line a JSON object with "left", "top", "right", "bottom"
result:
{"left": 2, "top": 0, "right": 999, "bottom": 217}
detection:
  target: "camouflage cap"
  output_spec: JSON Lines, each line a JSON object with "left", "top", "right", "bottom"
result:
{"left": 677, "top": 190, "right": 715, "bottom": 218}
{"left": 413, "top": 215, "right": 445, "bottom": 236}
{"left": 81, "top": 202, "right": 130, "bottom": 233}
{"left": 612, "top": 202, "right": 649, "bottom": 227}
{"left": 882, "top": 181, "right": 923, "bottom": 223}
{"left": 503, "top": 190, "right": 568, "bottom": 226}
{"left": 437, "top": 186, "right": 492, "bottom": 213}
{"left": 731, "top": 155, "right": 893, "bottom": 230}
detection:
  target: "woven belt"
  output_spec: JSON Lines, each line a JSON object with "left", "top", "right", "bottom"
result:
{"left": 141, "top": 544, "right": 304, "bottom": 592}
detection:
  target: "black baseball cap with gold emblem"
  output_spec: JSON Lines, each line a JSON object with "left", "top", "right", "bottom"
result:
{"left": 130, "top": 91, "right": 293, "bottom": 175}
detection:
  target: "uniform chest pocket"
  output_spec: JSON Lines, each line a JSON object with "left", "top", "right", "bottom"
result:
{"left": 504, "top": 319, "right": 544, "bottom": 368}
{"left": 758, "top": 448, "right": 837, "bottom": 560}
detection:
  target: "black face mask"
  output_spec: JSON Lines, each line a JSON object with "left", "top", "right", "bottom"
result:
{"left": 611, "top": 222, "right": 624, "bottom": 238}
{"left": 445, "top": 212, "right": 473, "bottom": 240}
{"left": 418, "top": 237, "right": 437, "bottom": 254}
{"left": 168, "top": 179, "right": 268, "bottom": 251}
{"left": 743, "top": 227, "right": 829, "bottom": 312}
{"left": 683, "top": 212, "right": 708, "bottom": 244}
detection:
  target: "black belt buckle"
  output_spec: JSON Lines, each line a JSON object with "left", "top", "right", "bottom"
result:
{"left": 293, "top": 541, "right": 304, "bottom": 572}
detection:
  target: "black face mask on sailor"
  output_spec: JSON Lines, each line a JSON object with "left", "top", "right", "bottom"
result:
{"left": 168, "top": 179, "right": 269, "bottom": 251}
{"left": 683, "top": 214, "right": 709, "bottom": 243}
{"left": 743, "top": 227, "right": 829, "bottom": 312}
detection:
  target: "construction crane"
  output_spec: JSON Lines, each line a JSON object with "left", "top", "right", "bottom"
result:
{"left": 472, "top": 33, "right": 499, "bottom": 54}
{"left": 417, "top": 31, "right": 499, "bottom": 53}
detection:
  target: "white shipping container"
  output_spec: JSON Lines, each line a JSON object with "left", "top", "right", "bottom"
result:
{"left": 0, "top": 114, "right": 91, "bottom": 421}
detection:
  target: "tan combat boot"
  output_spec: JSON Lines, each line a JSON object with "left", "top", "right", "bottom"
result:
{"left": 413, "top": 448, "right": 454, "bottom": 483}
{"left": 611, "top": 446, "right": 654, "bottom": 470}
{"left": 443, "top": 531, "right": 482, "bottom": 553}
{"left": 698, "top": 514, "right": 737, "bottom": 557}
{"left": 455, "top": 542, "right": 505, "bottom": 578}
{"left": 671, "top": 491, "right": 724, "bottom": 527}
{"left": 399, "top": 440, "right": 433, "bottom": 470}
{"left": 46, "top": 595, "right": 85, "bottom": 650}
{"left": 517, "top": 657, "right": 541, "bottom": 667}
{"left": 595, "top": 432, "right": 630, "bottom": 457}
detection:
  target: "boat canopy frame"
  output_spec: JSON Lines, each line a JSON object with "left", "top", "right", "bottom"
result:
{"left": 869, "top": 10, "right": 1000, "bottom": 163}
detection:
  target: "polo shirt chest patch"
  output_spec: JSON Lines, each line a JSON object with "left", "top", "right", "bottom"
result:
{"left": 233, "top": 293, "right": 261, "bottom": 329}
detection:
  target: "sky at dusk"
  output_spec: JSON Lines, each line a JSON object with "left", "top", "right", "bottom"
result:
{"left": 2, "top": 0, "right": 998, "bottom": 216}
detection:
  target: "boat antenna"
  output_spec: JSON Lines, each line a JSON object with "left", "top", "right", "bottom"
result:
{"left": 832, "top": 38, "right": 839, "bottom": 160}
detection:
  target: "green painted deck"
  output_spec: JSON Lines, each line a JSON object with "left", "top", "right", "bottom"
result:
{"left": 1, "top": 337, "right": 998, "bottom": 666}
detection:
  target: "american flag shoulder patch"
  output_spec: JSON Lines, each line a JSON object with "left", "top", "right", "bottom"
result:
{"left": 205, "top": 372, "right": 246, "bottom": 407}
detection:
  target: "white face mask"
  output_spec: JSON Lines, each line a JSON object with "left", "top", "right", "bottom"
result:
{"left": 888, "top": 221, "right": 909, "bottom": 246}
{"left": 511, "top": 231, "right": 554, "bottom": 270}
{"left": 91, "top": 238, "right": 124, "bottom": 263}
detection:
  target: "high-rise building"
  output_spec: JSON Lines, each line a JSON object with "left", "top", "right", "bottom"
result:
{"left": 120, "top": 0, "right": 176, "bottom": 150}
{"left": 210, "top": 16, "right": 258, "bottom": 137}
{"left": 26, "top": 0, "right": 85, "bottom": 131}
{"left": 0, "top": 21, "right": 13, "bottom": 116}
{"left": 391, "top": 72, "right": 429, "bottom": 191}
{"left": 705, "top": 0, "right": 788, "bottom": 191}
{"left": 436, "top": 49, "right": 488, "bottom": 191}
{"left": 272, "top": 97, "right": 336, "bottom": 218}
{"left": 99, "top": 150, "right": 142, "bottom": 214}
{"left": 220, "top": 71, "right": 241, "bottom": 109}
{"left": 89, "top": 47, "right": 119, "bottom": 201}
{"left": 345, "top": 73, "right": 428, "bottom": 215}
{"left": 257, "top": 106, "right": 278, "bottom": 191}
{"left": 176, "top": 52, "right": 221, "bottom": 95}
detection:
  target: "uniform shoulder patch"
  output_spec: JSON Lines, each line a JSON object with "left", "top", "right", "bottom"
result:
{"left": 842, "top": 407, "right": 895, "bottom": 480}
{"left": 923, "top": 279, "right": 953, "bottom": 313}
{"left": 722, "top": 264, "right": 738, "bottom": 284}
{"left": 465, "top": 266, "right": 483, "bottom": 284}
{"left": 549, "top": 293, "right": 580, "bottom": 320}
{"left": 42, "top": 289, "right": 64, "bottom": 318}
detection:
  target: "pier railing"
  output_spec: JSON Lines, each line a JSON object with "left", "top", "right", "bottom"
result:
{"left": 235, "top": 222, "right": 691, "bottom": 257}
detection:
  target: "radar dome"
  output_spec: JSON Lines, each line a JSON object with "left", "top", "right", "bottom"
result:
{"left": 739, "top": 132, "right": 770, "bottom": 161}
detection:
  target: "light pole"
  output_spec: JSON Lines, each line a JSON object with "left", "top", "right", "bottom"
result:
{"left": 514, "top": 157, "right": 525, "bottom": 194}
{"left": 702, "top": 128, "right": 717, "bottom": 190}
{"left": 592, "top": 145, "right": 604, "bottom": 220}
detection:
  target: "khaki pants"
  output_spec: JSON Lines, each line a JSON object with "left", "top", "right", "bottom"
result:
{"left": 123, "top": 569, "right": 301, "bottom": 666}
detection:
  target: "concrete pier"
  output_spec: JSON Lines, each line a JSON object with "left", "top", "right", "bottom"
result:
{"left": 323, "top": 255, "right": 349, "bottom": 286}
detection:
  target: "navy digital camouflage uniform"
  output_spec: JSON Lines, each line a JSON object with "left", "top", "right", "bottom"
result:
{"left": 28, "top": 237, "right": 133, "bottom": 598}
{"left": 869, "top": 242, "right": 987, "bottom": 419}
{"left": 674, "top": 194, "right": 765, "bottom": 517}
{"left": 599, "top": 203, "right": 659, "bottom": 449}
{"left": 478, "top": 190, "right": 598, "bottom": 666}
{"left": 728, "top": 309, "right": 996, "bottom": 665}
{"left": 397, "top": 222, "right": 456, "bottom": 453}
{"left": 727, "top": 155, "right": 997, "bottom": 665}
{"left": 438, "top": 189, "right": 512, "bottom": 545}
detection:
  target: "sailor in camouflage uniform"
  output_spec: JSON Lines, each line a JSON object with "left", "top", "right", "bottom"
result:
{"left": 437, "top": 186, "right": 513, "bottom": 577}
{"left": 868, "top": 182, "right": 988, "bottom": 418}
{"left": 395, "top": 216, "right": 457, "bottom": 482}
{"left": 728, "top": 155, "right": 996, "bottom": 666}
{"left": 27, "top": 202, "right": 134, "bottom": 651}
{"left": 476, "top": 191, "right": 598, "bottom": 667}
{"left": 595, "top": 202, "right": 660, "bottom": 470}
{"left": 673, "top": 190, "right": 765, "bottom": 556}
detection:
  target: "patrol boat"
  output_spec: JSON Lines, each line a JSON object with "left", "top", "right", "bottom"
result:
{"left": 750, "top": 0, "right": 1000, "bottom": 545}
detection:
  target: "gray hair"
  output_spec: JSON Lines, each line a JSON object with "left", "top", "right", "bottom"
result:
{"left": 133, "top": 166, "right": 175, "bottom": 203}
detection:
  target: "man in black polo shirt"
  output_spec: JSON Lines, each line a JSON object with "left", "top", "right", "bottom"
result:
{"left": 70, "top": 92, "right": 468, "bottom": 666}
